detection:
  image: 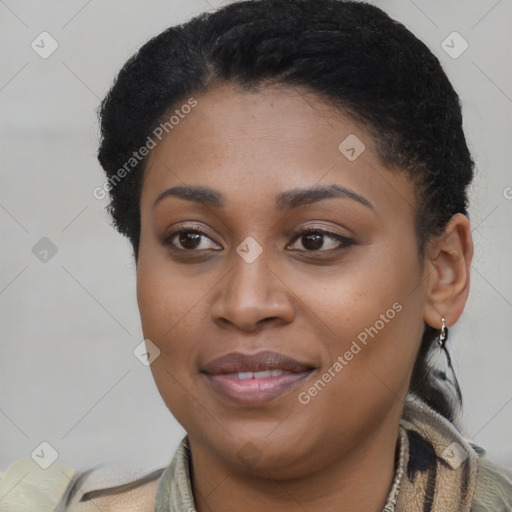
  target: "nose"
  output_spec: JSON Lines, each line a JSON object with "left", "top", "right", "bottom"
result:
{"left": 210, "top": 249, "right": 295, "bottom": 332}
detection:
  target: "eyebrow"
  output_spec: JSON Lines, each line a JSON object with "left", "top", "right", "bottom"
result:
{"left": 153, "top": 184, "right": 375, "bottom": 212}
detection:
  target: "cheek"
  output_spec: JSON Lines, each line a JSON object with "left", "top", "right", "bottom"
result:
{"left": 291, "top": 281, "right": 423, "bottom": 450}
{"left": 136, "top": 255, "right": 206, "bottom": 339}
{"left": 294, "top": 241, "right": 424, "bottom": 391}
{"left": 136, "top": 255, "right": 223, "bottom": 387}
{"left": 136, "top": 262, "right": 195, "bottom": 380}
{"left": 296, "top": 245, "right": 418, "bottom": 338}
{"left": 136, "top": 262, "right": 208, "bottom": 425}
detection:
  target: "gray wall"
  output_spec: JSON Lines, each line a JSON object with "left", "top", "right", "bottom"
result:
{"left": 1, "top": 0, "right": 511, "bottom": 473}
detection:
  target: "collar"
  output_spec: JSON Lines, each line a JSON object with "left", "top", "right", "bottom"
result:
{"left": 154, "top": 394, "right": 479, "bottom": 512}
{"left": 395, "top": 394, "right": 479, "bottom": 511}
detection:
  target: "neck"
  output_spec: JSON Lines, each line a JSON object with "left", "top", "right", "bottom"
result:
{"left": 189, "top": 416, "right": 402, "bottom": 512}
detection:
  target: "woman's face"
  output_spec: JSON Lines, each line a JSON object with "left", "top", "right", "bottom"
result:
{"left": 137, "top": 85, "right": 428, "bottom": 477}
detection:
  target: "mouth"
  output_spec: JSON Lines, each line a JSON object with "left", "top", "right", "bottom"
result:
{"left": 201, "top": 350, "right": 317, "bottom": 405}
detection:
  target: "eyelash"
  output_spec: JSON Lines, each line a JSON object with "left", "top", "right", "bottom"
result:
{"left": 162, "top": 225, "right": 354, "bottom": 256}
{"left": 289, "top": 228, "right": 354, "bottom": 254}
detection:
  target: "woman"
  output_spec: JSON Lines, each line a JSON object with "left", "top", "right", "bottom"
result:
{"left": 1, "top": 0, "right": 511, "bottom": 510}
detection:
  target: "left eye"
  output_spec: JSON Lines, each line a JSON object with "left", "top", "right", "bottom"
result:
{"left": 287, "top": 229, "right": 353, "bottom": 253}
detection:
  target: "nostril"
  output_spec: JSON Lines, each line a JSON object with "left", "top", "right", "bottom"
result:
{"left": 259, "top": 317, "right": 278, "bottom": 324}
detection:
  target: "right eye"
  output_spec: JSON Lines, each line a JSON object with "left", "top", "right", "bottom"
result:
{"left": 163, "top": 227, "right": 222, "bottom": 252}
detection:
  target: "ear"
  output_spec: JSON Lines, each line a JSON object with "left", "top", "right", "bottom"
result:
{"left": 423, "top": 213, "right": 473, "bottom": 330}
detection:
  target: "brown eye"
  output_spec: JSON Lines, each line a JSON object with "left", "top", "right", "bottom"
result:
{"left": 164, "top": 228, "right": 221, "bottom": 251}
{"left": 288, "top": 228, "right": 354, "bottom": 253}
{"left": 300, "top": 232, "right": 324, "bottom": 250}
{"left": 177, "top": 231, "right": 201, "bottom": 250}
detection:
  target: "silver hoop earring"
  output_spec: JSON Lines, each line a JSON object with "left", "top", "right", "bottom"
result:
{"left": 438, "top": 317, "right": 448, "bottom": 348}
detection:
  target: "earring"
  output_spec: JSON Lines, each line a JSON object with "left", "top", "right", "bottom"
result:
{"left": 438, "top": 317, "right": 448, "bottom": 348}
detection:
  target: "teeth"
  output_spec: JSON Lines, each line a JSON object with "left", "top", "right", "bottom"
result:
{"left": 236, "top": 369, "right": 285, "bottom": 379}
{"left": 253, "top": 370, "right": 272, "bottom": 379}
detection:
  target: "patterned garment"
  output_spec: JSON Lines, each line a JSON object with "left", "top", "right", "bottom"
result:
{"left": 153, "top": 395, "right": 512, "bottom": 512}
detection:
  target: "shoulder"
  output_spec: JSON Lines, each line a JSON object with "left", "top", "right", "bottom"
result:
{"left": 62, "top": 463, "right": 166, "bottom": 511}
{"left": 469, "top": 444, "right": 512, "bottom": 511}
{"left": 0, "top": 456, "right": 166, "bottom": 512}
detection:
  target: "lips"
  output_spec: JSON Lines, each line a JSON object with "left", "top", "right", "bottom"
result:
{"left": 201, "top": 350, "right": 314, "bottom": 375}
{"left": 201, "top": 351, "right": 316, "bottom": 405}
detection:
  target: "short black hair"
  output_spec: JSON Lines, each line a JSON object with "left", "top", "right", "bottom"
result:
{"left": 98, "top": 0, "right": 474, "bottom": 427}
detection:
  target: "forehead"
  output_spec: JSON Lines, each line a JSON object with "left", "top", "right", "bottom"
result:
{"left": 141, "top": 84, "right": 416, "bottom": 217}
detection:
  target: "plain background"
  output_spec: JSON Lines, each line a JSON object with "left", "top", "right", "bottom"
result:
{"left": 1, "top": 0, "right": 511, "bottom": 474}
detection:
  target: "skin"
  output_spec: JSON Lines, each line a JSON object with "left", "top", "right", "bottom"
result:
{"left": 136, "top": 84, "right": 473, "bottom": 512}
